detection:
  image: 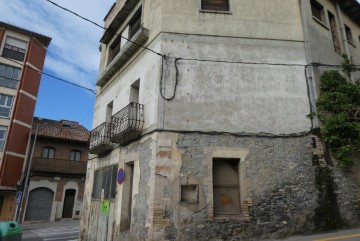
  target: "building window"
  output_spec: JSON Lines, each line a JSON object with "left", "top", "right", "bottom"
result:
{"left": 0, "top": 126, "right": 7, "bottom": 152}
{"left": 1, "top": 37, "right": 27, "bottom": 62}
{"left": 345, "top": 25, "right": 354, "bottom": 45}
{"left": 201, "top": 0, "right": 230, "bottom": 11}
{"left": 92, "top": 165, "right": 118, "bottom": 200}
{"left": 213, "top": 158, "right": 241, "bottom": 216}
{"left": 69, "top": 150, "right": 81, "bottom": 161}
{"left": 128, "top": 8, "right": 142, "bottom": 39}
{"left": 42, "top": 147, "right": 56, "bottom": 159}
{"left": 0, "top": 64, "right": 21, "bottom": 89}
{"left": 328, "top": 11, "right": 341, "bottom": 55}
{"left": 0, "top": 94, "right": 14, "bottom": 118}
{"left": 311, "top": 0, "right": 326, "bottom": 24}
{"left": 108, "top": 35, "right": 121, "bottom": 64}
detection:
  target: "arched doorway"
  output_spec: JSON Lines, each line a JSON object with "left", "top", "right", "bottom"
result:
{"left": 62, "top": 189, "right": 76, "bottom": 218}
{"left": 25, "top": 187, "right": 54, "bottom": 221}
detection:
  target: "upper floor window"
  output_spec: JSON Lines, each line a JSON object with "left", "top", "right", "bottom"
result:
{"left": 201, "top": 0, "right": 230, "bottom": 11}
{"left": 42, "top": 147, "right": 55, "bottom": 159}
{"left": 69, "top": 150, "right": 81, "bottom": 161}
{"left": 129, "top": 8, "right": 142, "bottom": 39}
{"left": 1, "top": 37, "right": 27, "bottom": 62}
{"left": 0, "top": 94, "right": 14, "bottom": 118}
{"left": 345, "top": 25, "right": 354, "bottom": 46}
{"left": 108, "top": 35, "right": 121, "bottom": 64}
{"left": 0, "top": 64, "right": 21, "bottom": 89}
{"left": 0, "top": 126, "right": 7, "bottom": 152}
{"left": 311, "top": 0, "right": 326, "bottom": 24}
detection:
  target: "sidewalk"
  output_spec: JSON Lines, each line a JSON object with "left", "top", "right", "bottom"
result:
{"left": 20, "top": 219, "right": 79, "bottom": 231}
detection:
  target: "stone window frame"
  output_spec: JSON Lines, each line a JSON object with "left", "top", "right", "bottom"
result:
{"left": 204, "top": 148, "right": 252, "bottom": 221}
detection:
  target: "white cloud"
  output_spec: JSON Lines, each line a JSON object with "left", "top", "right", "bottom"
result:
{"left": 0, "top": 0, "right": 113, "bottom": 89}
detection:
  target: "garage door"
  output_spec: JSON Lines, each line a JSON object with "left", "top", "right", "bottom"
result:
{"left": 25, "top": 187, "right": 54, "bottom": 221}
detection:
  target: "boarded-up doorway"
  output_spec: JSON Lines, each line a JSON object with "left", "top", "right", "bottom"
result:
{"left": 62, "top": 189, "right": 76, "bottom": 218}
{"left": 213, "top": 158, "right": 241, "bottom": 216}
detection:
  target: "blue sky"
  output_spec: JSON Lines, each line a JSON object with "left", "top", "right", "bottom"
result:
{"left": 0, "top": 0, "right": 113, "bottom": 130}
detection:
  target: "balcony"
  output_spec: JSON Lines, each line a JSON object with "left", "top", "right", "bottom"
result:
{"left": 111, "top": 102, "right": 144, "bottom": 145}
{"left": 31, "top": 158, "right": 87, "bottom": 174}
{"left": 96, "top": 26, "right": 149, "bottom": 87}
{"left": 89, "top": 122, "right": 112, "bottom": 154}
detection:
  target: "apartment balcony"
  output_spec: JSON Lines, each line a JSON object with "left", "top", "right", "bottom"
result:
{"left": 97, "top": 26, "right": 149, "bottom": 87}
{"left": 31, "top": 158, "right": 87, "bottom": 174}
{"left": 89, "top": 122, "right": 112, "bottom": 154}
{"left": 110, "top": 102, "right": 144, "bottom": 145}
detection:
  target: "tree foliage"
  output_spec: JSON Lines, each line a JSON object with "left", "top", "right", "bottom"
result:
{"left": 317, "top": 71, "right": 360, "bottom": 166}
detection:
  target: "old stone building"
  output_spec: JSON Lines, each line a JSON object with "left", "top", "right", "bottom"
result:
{"left": 21, "top": 117, "right": 89, "bottom": 222}
{"left": 0, "top": 21, "right": 51, "bottom": 221}
{"left": 81, "top": 0, "right": 360, "bottom": 240}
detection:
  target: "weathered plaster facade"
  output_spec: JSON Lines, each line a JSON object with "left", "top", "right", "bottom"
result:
{"left": 81, "top": 0, "right": 360, "bottom": 240}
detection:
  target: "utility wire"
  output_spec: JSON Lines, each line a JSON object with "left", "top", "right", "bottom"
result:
{"left": 1, "top": 56, "right": 97, "bottom": 94}
{"left": 44, "top": 0, "right": 164, "bottom": 57}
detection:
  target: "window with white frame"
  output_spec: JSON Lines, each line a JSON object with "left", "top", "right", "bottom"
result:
{"left": 0, "top": 64, "right": 21, "bottom": 89}
{"left": 1, "top": 37, "right": 27, "bottom": 62}
{"left": 201, "top": 0, "right": 229, "bottom": 11}
{"left": 0, "top": 126, "right": 7, "bottom": 152}
{"left": 0, "top": 94, "right": 14, "bottom": 118}
{"left": 69, "top": 150, "right": 81, "bottom": 161}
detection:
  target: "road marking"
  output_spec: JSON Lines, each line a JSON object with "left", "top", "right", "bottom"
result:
{"left": 314, "top": 234, "right": 360, "bottom": 241}
{"left": 43, "top": 235, "right": 78, "bottom": 241}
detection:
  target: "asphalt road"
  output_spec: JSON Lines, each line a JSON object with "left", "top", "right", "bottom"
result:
{"left": 270, "top": 228, "right": 360, "bottom": 241}
{"left": 22, "top": 226, "right": 79, "bottom": 241}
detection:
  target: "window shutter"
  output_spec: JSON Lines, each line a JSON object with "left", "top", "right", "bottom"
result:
{"left": 5, "top": 37, "right": 27, "bottom": 49}
{"left": 201, "top": 0, "right": 229, "bottom": 11}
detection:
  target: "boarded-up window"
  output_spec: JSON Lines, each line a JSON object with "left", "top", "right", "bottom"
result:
{"left": 213, "top": 158, "right": 240, "bottom": 215}
{"left": 92, "top": 165, "right": 118, "bottom": 199}
{"left": 201, "top": 0, "right": 229, "bottom": 11}
{"left": 328, "top": 11, "right": 341, "bottom": 55}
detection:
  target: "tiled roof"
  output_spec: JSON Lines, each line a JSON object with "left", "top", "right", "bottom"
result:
{"left": 32, "top": 117, "right": 89, "bottom": 143}
{"left": 0, "top": 21, "right": 51, "bottom": 47}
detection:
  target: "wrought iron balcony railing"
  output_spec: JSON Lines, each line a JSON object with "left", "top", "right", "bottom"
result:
{"left": 31, "top": 158, "right": 87, "bottom": 174}
{"left": 110, "top": 102, "right": 144, "bottom": 145}
{"left": 89, "top": 122, "right": 112, "bottom": 154}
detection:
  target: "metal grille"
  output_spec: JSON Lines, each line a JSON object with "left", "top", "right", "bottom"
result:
{"left": 89, "top": 122, "right": 112, "bottom": 154}
{"left": 111, "top": 102, "right": 144, "bottom": 145}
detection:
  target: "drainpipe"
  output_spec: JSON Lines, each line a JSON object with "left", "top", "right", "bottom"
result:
{"left": 15, "top": 123, "right": 39, "bottom": 222}
{"left": 335, "top": 0, "right": 352, "bottom": 63}
{"left": 299, "top": 0, "right": 319, "bottom": 128}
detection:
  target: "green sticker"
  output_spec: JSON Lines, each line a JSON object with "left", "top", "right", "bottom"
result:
{"left": 101, "top": 200, "right": 109, "bottom": 214}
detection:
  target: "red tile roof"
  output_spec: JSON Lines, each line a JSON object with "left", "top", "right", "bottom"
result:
{"left": 32, "top": 117, "right": 89, "bottom": 143}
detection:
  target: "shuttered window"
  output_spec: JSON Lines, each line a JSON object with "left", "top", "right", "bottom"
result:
{"left": 2, "top": 37, "right": 27, "bottom": 62}
{"left": 92, "top": 164, "right": 118, "bottom": 199}
{"left": 201, "top": 0, "right": 229, "bottom": 11}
